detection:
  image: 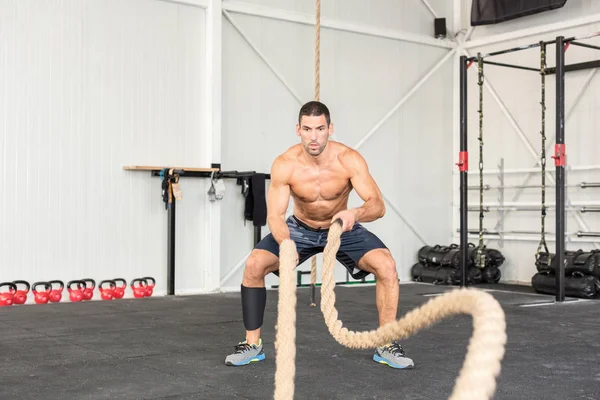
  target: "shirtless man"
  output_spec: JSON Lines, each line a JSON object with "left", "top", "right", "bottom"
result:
{"left": 225, "top": 101, "right": 414, "bottom": 369}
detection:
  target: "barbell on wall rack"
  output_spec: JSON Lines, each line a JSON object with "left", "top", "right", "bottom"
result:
{"left": 577, "top": 231, "right": 600, "bottom": 238}
{"left": 468, "top": 206, "right": 600, "bottom": 213}
{"left": 460, "top": 229, "right": 600, "bottom": 238}
{"left": 461, "top": 164, "right": 600, "bottom": 175}
{"left": 464, "top": 229, "right": 566, "bottom": 236}
{"left": 468, "top": 182, "right": 600, "bottom": 190}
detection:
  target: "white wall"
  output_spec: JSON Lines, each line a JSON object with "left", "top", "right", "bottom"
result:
{"left": 455, "top": 0, "right": 600, "bottom": 284}
{"left": 220, "top": 0, "right": 456, "bottom": 289}
{"left": 11, "top": 0, "right": 594, "bottom": 297}
{"left": 0, "top": 0, "right": 210, "bottom": 297}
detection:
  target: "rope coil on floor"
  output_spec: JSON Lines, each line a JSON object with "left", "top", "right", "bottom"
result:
{"left": 274, "top": 219, "right": 507, "bottom": 400}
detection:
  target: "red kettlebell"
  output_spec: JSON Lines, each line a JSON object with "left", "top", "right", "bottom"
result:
{"left": 67, "top": 280, "right": 86, "bottom": 302}
{"left": 0, "top": 282, "right": 17, "bottom": 306}
{"left": 112, "top": 278, "right": 126, "bottom": 299}
{"left": 32, "top": 282, "right": 52, "bottom": 304}
{"left": 81, "top": 278, "right": 96, "bottom": 301}
{"left": 141, "top": 277, "right": 155, "bottom": 297}
{"left": 98, "top": 280, "right": 116, "bottom": 300}
{"left": 48, "top": 280, "right": 65, "bottom": 303}
{"left": 12, "top": 280, "right": 30, "bottom": 305}
{"left": 130, "top": 278, "right": 147, "bottom": 298}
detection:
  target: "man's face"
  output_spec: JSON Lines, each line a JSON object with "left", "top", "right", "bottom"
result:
{"left": 296, "top": 114, "right": 333, "bottom": 157}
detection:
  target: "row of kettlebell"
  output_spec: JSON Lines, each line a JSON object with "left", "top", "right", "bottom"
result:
{"left": 0, "top": 277, "right": 155, "bottom": 305}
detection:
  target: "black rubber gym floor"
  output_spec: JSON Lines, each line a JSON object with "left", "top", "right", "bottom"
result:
{"left": 1, "top": 282, "right": 599, "bottom": 400}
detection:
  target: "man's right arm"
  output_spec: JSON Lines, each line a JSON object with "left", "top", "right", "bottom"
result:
{"left": 267, "top": 156, "right": 292, "bottom": 245}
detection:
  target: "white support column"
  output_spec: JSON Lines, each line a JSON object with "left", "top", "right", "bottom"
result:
{"left": 203, "top": 0, "right": 222, "bottom": 292}
{"left": 451, "top": 0, "right": 464, "bottom": 245}
{"left": 453, "top": 0, "right": 463, "bottom": 35}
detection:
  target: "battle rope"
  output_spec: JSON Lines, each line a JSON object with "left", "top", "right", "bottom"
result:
{"left": 536, "top": 42, "right": 551, "bottom": 265}
{"left": 274, "top": 220, "right": 507, "bottom": 400}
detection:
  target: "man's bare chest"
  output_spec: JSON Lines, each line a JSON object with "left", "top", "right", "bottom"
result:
{"left": 289, "top": 166, "right": 352, "bottom": 202}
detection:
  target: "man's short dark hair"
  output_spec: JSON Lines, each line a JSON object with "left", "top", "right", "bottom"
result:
{"left": 298, "top": 101, "right": 331, "bottom": 125}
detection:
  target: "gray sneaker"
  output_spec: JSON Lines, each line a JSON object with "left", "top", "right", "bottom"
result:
{"left": 225, "top": 340, "right": 265, "bottom": 366}
{"left": 373, "top": 342, "right": 414, "bottom": 369}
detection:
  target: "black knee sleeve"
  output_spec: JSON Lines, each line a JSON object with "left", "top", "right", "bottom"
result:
{"left": 241, "top": 285, "right": 267, "bottom": 330}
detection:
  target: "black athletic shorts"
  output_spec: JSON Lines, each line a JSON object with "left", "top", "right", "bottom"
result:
{"left": 255, "top": 215, "right": 388, "bottom": 280}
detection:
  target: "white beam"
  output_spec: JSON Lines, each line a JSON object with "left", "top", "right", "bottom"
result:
{"left": 382, "top": 194, "right": 428, "bottom": 245}
{"left": 465, "top": 27, "right": 475, "bottom": 42}
{"left": 353, "top": 48, "right": 456, "bottom": 150}
{"left": 465, "top": 13, "right": 600, "bottom": 49}
{"left": 223, "top": 0, "right": 454, "bottom": 49}
{"left": 157, "top": 0, "right": 208, "bottom": 8}
{"left": 203, "top": 0, "right": 222, "bottom": 292}
{"left": 421, "top": 0, "right": 438, "bottom": 19}
{"left": 220, "top": 250, "right": 252, "bottom": 287}
{"left": 223, "top": 10, "right": 303, "bottom": 105}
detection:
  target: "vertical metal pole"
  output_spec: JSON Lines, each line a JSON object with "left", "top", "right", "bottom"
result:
{"left": 498, "top": 158, "right": 505, "bottom": 248}
{"left": 167, "top": 198, "right": 176, "bottom": 295}
{"left": 459, "top": 55, "right": 469, "bottom": 287}
{"left": 555, "top": 36, "right": 566, "bottom": 302}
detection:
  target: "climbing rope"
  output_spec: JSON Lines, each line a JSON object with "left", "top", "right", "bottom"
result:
{"left": 274, "top": 220, "right": 507, "bottom": 400}
{"left": 476, "top": 53, "right": 486, "bottom": 269}
{"left": 536, "top": 42, "right": 551, "bottom": 265}
{"left": 314, "top": 0, "right": 320, "bottom": 101}
{"left": 309, "top": 0, "right": 321, "bottom": 305}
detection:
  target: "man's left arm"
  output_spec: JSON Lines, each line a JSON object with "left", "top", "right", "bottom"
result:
{"left": 332, "top": 150, "right": 386, "bottom": 230}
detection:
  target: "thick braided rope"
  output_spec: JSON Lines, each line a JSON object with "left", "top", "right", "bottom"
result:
{"left": 274, "top": 239, "right": 298, "bottom": 400}
{"left": 274, "top": 220, "right": 507, "bottom": 400}
{"left": 314, "top": 0, "right": 320, "bottom": 101}
{"left": 309, "top": 0, "right": 321, "bottom": 300}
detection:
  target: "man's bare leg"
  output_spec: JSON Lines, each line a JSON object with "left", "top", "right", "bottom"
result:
{"left": 358, "top": 249, "right": 414, "bottom": 369}
{"left": 241, "top": 249, "right": 279, "bottom": 345}
{"left": 358, "top": 249, "right": 399, "bottom": 327}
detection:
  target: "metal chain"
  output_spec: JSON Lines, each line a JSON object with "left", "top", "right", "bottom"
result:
{"left": 477, "top": 53, "right": 486, "bottom": 269}
{"left": 536, "top": 42, "right": 551, "bottom": 264}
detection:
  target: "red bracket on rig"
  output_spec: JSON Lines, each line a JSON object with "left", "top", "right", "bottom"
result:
{"left": 456, "top": 151, "right": 469, "bottom": 172}
{"left": 552, "top": 144, "right": 566, "bottom": 167}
